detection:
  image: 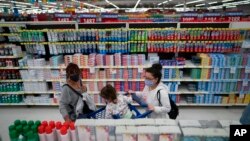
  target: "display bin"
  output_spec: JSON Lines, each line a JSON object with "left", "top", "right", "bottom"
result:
{"left": 155, "top": 119, "right": 178, "bottom": 126}
{"left": 95, "top": 119, "right": 116, "bottom": 141}
{"left": 199, "top": 120, "right": 222, "bottom": 128}
{"left": 179, "top": 120, "right": 202, "bottom": 128}
{"left": 203, "top": 128, "right": 229, "bottom": 141}
{"left": 115, "top": 119, "right": 135, "bottom": 126}
{"left": 134, "top": 118, "right": 155, "bottom": 126}
{"left": 181, "top": 128, "right": 205, "bottom": 141}
{"left": 116, "top": 126, "right": 138, "bottom": 141}
{"left": 137, "top": 126, "right": 159, "bottom": 141}
{"left": 159, "top": 126, "right": 181, "bottom": 141}
{"left": 75, "top": 119, "right": 96, "bottom": 141}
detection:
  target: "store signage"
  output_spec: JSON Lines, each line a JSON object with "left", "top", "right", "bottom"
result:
{"left": 101, "top": 13, "right": 118, "bottom": 22}
{"left": 54, "top": 13, "right": 72, "bottom": 21}
{"left": 78, "top": 14, "right": 97, "bottom": 23}
{"left": 203, "top": 13, "right": 221, "bottom": 22}
{"left": 180, "top": 13, "right": 198, "bottom": 22}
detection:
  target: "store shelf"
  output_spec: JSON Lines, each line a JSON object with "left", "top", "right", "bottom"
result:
{"left": 0, "top": 103, "right": 59, "bottom": 106}
{"left": 0, "top": 103, "right": 27, "bottom": 106}
{"left": 0, "top": 56, "right": 23, "bottom": 59}
{"left": 0, "top": 92, "right": 24, "bottom": 95}
{"left": 0, "top": 67, "right": 20, "bottom": 70}
{"left": 24, "top": 91, "right": 58, "bottom": 94}
{"left": 177, "top": 103, "right": 248, "bottom": 106}
{"left": 0, "top": 79, "right": 23, "bottom": 82}
{"left": 0, "top": 33, "right": 19, "bottom": 36}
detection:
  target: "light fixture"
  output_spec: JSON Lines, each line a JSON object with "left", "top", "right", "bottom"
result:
{"left": 186, "top": 0, "right": 204, "bottom": 5}
{"left": 10, "top": 0, "right": 33, "bottom": 6}
{"left": 175, "top": 4, "right": 184, "bottom": 7}
{"left": 133, "top": 0, "right": 141, "bottom": 9}
{"left": 196, "top": 3, "right": 205, "bottom": 7}
{"left": 158, "top": 0, "right": 169, "bottom": 6}
{"left": 222, "top": 0, "right": 234, "bottom": 3}
{"left": 209, "top": 2, "right": 218, "bottom": 5}
{"left": 72, "top": 0, "right": 104, "bottom": 9}
{"left": 105, "top": 0, "right": 119, "bottom": 9}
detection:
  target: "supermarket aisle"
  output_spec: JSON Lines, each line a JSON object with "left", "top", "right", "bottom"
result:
{"left": 0, "top": 107, "right": 244, "bottom": 141}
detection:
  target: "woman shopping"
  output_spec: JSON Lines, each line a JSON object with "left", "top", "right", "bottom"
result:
{"left": 59, "top": 63, "right": 96, "bottom": 122}
{"left": 131, "top": 63, "right": 172, "bottom": 118}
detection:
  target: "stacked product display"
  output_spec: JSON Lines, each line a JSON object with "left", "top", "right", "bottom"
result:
{"left": 0, "top": 22, "right": 250, "bottom": 107}
{"left": 8, "top": 118, "right": 239, "bottom": 141}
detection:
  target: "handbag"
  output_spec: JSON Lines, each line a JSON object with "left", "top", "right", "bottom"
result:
{"left": 157, "top": 89, "right": 179, "bottom": 119}
{"left": 63, "top": 84, "right": 95, "bottom": 116}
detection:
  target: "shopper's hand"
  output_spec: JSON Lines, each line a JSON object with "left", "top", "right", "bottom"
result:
{"left": 147, "top": 104, "right": 155, "bottom": 111}
{"left": 64, "top": 115, "right": 72, "bottom": 122}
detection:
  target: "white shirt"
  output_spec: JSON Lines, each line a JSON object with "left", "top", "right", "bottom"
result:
{"left": 139, "top": 82, "right": 171, "bottom": 118}
{"left": 105, "top": 95, "right": 133, "bottom": 119}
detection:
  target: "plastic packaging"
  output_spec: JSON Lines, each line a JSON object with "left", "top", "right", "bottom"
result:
{"left": 45, "top": 126, "right": 55, "bottom": 141}
{"left": 60, "top": 126, "right": 71, "bottom": 141}
{"left": 38, "top": 125, "right": 46, "bottom": 141}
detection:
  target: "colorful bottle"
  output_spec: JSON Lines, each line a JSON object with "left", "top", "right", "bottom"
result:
{"left": 45, "top": 126, "right": 55, "bottom": 141}
{"left": 60, "top": 127, "right": 70, "bottom": 141}
{"left": 56, "top": 122, "right": 62, "bottom": 141}
{"left": 69, "top": 122, "right": 78, "bottom": 141}
{"left": 38, "top": 125, "right": 46, "bottom": 141}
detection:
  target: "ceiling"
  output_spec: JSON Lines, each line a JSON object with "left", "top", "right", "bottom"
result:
{"left": 0, "top": 0, "right": 250, "bottom": 12}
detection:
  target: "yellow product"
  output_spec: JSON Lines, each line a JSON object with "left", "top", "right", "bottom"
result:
{"left": 243, "top": 95, "right": 250, "bottom": 103}
{"left": 222, "top": 97, "right": 229, "bottom": 104}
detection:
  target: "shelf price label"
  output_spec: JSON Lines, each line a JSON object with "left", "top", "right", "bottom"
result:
{"left": 230, "top": 67, "right": 236, "bottom": 74}
{"left": 213, "top": 68, "right": 220, "bottom": 73}
{"left": 245, "top": 67, "right": 250, "bottom": 73}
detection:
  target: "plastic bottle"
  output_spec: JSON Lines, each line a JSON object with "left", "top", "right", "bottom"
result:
{"left": 35, "top": 120, "right": 41, "bottom": 127}
{"left": 56, "top": 122, "right": 62, "bottom": 141}
{"left": 14, "top": 120, "right": 21, "bottom": 126}
{"left": 27, "top": 131, "right": 35, "bottom": 141}
{"left": 28, "top": 120, "right": 34, "bottom": 126}
{"left": 9, "top": 125, "right": 16, "bottom": 133}
{"left": 69, "top": 122, "right": 78, "bottom": 141}
{"left": 60, "top": 127, "right": 70, "bottom": 141}
{"left": 9, "top": 130, "right": 18, "bottom": 141}
{"left": 18, "top": 134, "right": 25, "bottom": 141}
{"left": 45, "top": 126, "right": 54, "bottom": 141}
{"left": 42, "top": 121, "right": 48, "bottom": 127}
{"left": 49, "top": 121, "right": 57, "bottom": 141}
{"left": 21, "top": 120, "right": 27, "bottom": 126}
{"left": 38, "top": 125, "right": 46, "bottom": 141}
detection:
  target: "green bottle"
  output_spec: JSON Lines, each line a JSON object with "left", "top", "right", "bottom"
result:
{"left": 27, "top": 131, "right": 35, "bottom": 141}
{"left": 31, "top": 125, "right": 37, "bottom": 133}
{"left": 15, "top": 125, "right": 22, "bottom": 135}
{"left": 21, "top": 120, "right": 27, "bottom": 126}
{"left": 34, "top": 120, "right": 41, "bottom": 127}
{"left": 28, "top": 120, "right": 34, "bottom": 126}
{"left": 9, "top": 130, "right": 18, "bottom": 141}
{"left": 14, "top": 120, "right": 21, "bottom": 126}
{"left": 9, "top": 125, "right": 16, "bottom": 132}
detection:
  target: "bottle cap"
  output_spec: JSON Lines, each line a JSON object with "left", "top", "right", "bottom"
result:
{"left": 9, "top": 130, "right": 18, "bottom": 139}
{"left": 60, "top": 127, "right": 68, "bottom": 135}
{"left": 31, "top": 125, "right": 38, "bottom": 133}
{"left": 15, "top": 125, "right": 22, "bottom": 133}
{"left": 38, "top": 125, "right": 45, "bottom": 134}
{"left": 69, "top": 122, "right": 75, "bottom": 130}
{"left": 45, "top": 126, "right": 52, "bottom": 134}
{"left": 9, "top": 125, "right": 16, "bottom": 132}
{"left": 21, "top": 120, "right": 27, "bottom": 126}
{"left": 35, "top": 120, "right": 41, "bottom": 126}
{"left": 49, "top": 121, "right": 55, "bottom": 129}
{"left": 23, "top": 125, "right": 30, "bottom": 133}
{"left": 27, "top": 131, "right": 34, "bottom": 140}
{"left": 42, "top": 121, "right": 48, "bottom": 127}
{"left": 14, "top": 120, "right": 21, "bottom": 126}
{"left": 63, "top": 121, "right": 70, "bottom": 129}
{"left": 28, "top": 120, "right": 34, "bottom": 126}
{"left": 56, "top": 122, "right": 62, "bottom": 130}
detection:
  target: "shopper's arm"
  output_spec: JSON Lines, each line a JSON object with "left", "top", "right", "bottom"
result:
{"left": 123, "top": 95, "right": 133, "bottom": 103}
{"left": 59, "top": 87, "right": 72, "bottom": 121}
{"left": 104, "top": 105, "right": 113, "bottom": 119}
{"left": 153, "top": 90, "right": 171, "bottom": 113}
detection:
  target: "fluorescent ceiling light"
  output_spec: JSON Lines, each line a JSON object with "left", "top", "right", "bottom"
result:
{"left": 158, "top": 0, "right": 169, "bottom": 6}
{"left": 73, "top": 0, "right": 103, "bottom": 9}
{"left": 186, "top": 0, "right": 204, "bottom": 4}
{"left": 222, "top": 0, "right": 234, "bottom": 3}
{"left": 10, "top": 1, "right": 33, "bottom": 6}
{"left": 0, "top": 3, "right": 10, "bottom": 6}
{"left": 105, "top": 0, "right": 119, "bottom": 9}
{"left": 209, "top": 2, "right": 218, "bottom": 4}
{"left": 15, "top": 4, "right": 27, "bottom": 7}
{"left": 196, "top": 3, "right": 205, "bottom": 7}
{"left": 176, "top": 4, "right": 184, "bottom": 6}
{"left": 134, "top": 0, "right": 141, "bottom": 9}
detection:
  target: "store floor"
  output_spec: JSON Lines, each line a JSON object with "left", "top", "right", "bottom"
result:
{"left": 0, "top": 107, "right": 244, "bottom": 141}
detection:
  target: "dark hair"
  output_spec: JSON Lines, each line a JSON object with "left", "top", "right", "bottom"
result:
{"left": 66, "top": 63, "right": 80, "bottom": 79}
{"left": 100, "top": 84, "right": 117, "bottom": 103}
{"left": 145, "top": 63, "right": 163, "bottom": 84}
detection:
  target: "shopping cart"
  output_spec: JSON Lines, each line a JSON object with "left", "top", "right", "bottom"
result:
{"left": 77, "top": 103, "right": 152, "bottom": 119}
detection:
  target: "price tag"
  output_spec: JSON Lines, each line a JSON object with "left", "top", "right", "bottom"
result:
{"left": 230, "top": 67, "right": 236, "bottom": 74}
{"left": 90, "top": 67, "right": 95, "bottom": 74}
{"left": 138, "top": 67, "right": 143, "bottom": 73}
{"left": 243, "top": 80, "right": 248, "bottom": 86}
{"left": 245, "top": 67, "right": 250, "bottom": 73}
{"left": 110, "top": 69, "right": 117, "bottom": 74}
{"left": 213, "top": 68, "right": 220, "bottom": 73}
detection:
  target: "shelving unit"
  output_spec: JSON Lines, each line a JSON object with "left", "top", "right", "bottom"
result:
{"left": 0, "top": 21, "right": 250, "bottom": 107}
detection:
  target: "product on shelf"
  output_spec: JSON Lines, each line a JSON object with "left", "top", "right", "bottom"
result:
{"left": 0, "top": 94, "right": 23, "bottom": 103}
{"left": 0, "top": 82, "right": 23, "bottom": 92}
{"left": 20, "top": 31, "right": 45, "bottom": 42}
{"left": 0, "top": 44, "right": 22, "bottom": 57}
{"left": 24, "top": 44, "right": 46, "bottom": 55}
{"left": 0, "top": 59, "right": 19, "bottom": 67}
{"left": 0, "top": 70, "right": 21, "bottom": 80}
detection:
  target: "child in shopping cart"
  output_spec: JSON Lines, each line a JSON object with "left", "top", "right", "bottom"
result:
{"left": 100, "top": 84, "right": 134, "bottom": 119}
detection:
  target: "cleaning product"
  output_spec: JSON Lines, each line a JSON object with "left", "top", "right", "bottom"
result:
{"left": 45, "top": 126, "right": 55, "bottom": 141}
{"left": 38, "top": 125, "right": 46, "bottom": 141}
{"left": 60, "top": 126, "right": 71, "bottom": 141}
{"left": 56, "top": 122, "right": 62, "bottom": 141}
{"left": 69, "top": 122, "right": 78, "bottom": 141}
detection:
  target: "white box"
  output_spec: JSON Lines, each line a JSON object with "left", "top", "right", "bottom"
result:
{"left": 115, "top": 126, "right": 126, "bottom": 141}
{"left": 154, "top": 119, "right": 177, "bottom": 126}
{"left": 159, "top": 126, "right": 181, "bottom": 141}
{"left": 204, "top": 128, "right": 229, "bottom": 141}
{"left": 123, "top": 126, "right": 137, "bottom": 141}
{"left": 137, "top": 126, "right": 159, "bottom": 141}
{"left": 181, "top": 128, "right": 205, "bottom": 141}
{"left": 75, "top": 119, "right": 96, "bottom": 141}
{"left": 179, "top": 120, "right": 202, "bottom": 128}
{"left": 134, "top": 119, "right": 155, "bottom": 126}
{"left": 95, "top": 119, "right": 115, "bottom": 141}
{"left": 115, "top": 119, "right": 135, "bottom": 126}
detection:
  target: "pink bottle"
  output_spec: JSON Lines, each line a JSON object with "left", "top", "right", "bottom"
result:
{"left": 70, "top": 122, "right": 78, "bottom": 141}
{"left": 49, "top": 121, "right": 57, "bottom": 141}
{"left": 38, "top": 125, "right": 46, "bottom": 141}
{"left": 45, "top": 126, "right": 55, "bottom": 141}
{"left": 60, "top": 127, "right": 71, "bottom": 141}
